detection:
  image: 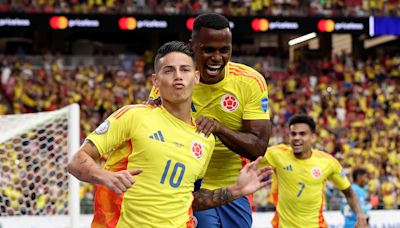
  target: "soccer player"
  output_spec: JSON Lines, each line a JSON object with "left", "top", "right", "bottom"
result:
{"left": 341, "top": 168, "right": 371, "bottom": 227}
{"left": 149, "top": 13, "right": 271, "bottom": 228}
{"left": 261, "top": 114, "right": 368, "bottom": 228}
{"left": 67, "top": 41, "right": 273, "bottom": 228}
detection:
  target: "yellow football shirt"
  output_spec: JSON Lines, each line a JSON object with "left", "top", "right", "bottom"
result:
{"left": 150, "top": 61, "right": 270, "bottom": 189}
{"left": 261, "top": 144, "right": 350, "bottom": 228}
{"left": 87, "top": 105, "right": 215, "bottom": 228}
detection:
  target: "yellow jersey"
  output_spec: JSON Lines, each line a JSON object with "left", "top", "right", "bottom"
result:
{"left": 261, "top": 144, "right": 350, "bottom": 228}
{"left": 150, "top": 61, "right": 270, "bottom": 189}
{"left": 87, "top": 105, "right": 215, "bottom": 228}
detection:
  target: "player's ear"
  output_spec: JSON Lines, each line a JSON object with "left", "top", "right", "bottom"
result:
{"left": 152, "top": 73, "right": 159, "bottom": 88}
{"left": 311, "top": 133, "right": 317, "bottom": 143}
{"left": 194, "top": 70, "right": 200, "bottom": 85}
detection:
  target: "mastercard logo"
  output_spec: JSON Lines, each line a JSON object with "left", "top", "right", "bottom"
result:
{"left": 49, "top": 16, "right": 68, "bottom": 29}
{"left": 119, "top": 17, "right": 137, "bottom": 30}
{"left": 318, "top": 19, "right": 335, "bottom": 32}
{"left": 251, "top": 18, "right": 269, "bottom": 32}
{"left": 186, "top": 17, "right": 195, "bottom": 31}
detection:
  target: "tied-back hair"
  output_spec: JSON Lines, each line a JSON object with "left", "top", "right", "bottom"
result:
{"left": 154, "top": 41, "right": 194, "bottom": 72}
{"left": 192, "top": 13, "right": 230, "bottom": 38}
{"left": 288, "top": 114, "right": 316, "bottom": 133}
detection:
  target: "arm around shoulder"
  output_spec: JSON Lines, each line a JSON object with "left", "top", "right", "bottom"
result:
{"left": 215, "top": 118, "right": 271, "bottom": 160}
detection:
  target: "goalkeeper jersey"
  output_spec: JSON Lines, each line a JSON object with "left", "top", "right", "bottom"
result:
{"left": 87, "top": 105, "right": 215, "bottom": 228}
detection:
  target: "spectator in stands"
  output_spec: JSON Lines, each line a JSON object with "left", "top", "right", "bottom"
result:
{"left": 341, "top": 168, "right": 372, "bottom": 227}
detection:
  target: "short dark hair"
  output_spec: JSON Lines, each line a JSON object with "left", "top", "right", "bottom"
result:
{"left": 352, "top": 168, "right": 368, "bottom": 182}
{"left": 192, "top": 13, "right": 230, "bottom": 38}
{"left": 288, "top": 114, "right": 316, "bottom": 133}
{"left": 154, "top": 41, "right": 194, "bottom": 72}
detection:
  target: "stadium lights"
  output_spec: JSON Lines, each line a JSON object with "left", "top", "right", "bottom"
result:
{"left": 288, "top": 32, "right": 317, "bottom": 46}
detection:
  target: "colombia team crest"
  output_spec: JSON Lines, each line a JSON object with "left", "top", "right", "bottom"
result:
{"left": 191, "top": 140, "right": 203, "bottom": 159}
{"left": 220, "top": 94, "right": 239, "bottom": 112}
{"left": 311, "top": 167, "right": 322, "bottom": 178}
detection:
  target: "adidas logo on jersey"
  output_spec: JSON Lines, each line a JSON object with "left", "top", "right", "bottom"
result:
{"left": 149, "top": 130, "right": 165, "bottom": 142}
{"left": 284, "top": 165, "right": 293, "bottom": 171}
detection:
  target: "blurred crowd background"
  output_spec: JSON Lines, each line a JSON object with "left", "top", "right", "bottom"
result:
{"left": 0, "top": 0, "right": 399, "bottom": 215}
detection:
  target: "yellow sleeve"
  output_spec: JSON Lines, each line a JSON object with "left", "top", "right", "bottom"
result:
{"left": 149, "top": 86, "right": 160, "bottom": 100}
{"left": 242, "top": 70, "right": 270, "bottom": 120}
{"left": 86, "top": 105, "right": 138, "bottom": 157}
{"left": 328, "top": 159, "right": 351, "bottom": 190}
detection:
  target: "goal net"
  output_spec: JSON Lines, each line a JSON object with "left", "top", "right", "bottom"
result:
{"left": 0, "top": 104, "right": 80, "bottom": 227}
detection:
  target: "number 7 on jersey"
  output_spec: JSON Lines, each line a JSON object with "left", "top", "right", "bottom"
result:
{"left": 297, "top": 182, "right": 305, "bottom": 197}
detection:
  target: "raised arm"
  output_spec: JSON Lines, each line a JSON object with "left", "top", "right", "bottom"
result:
{"left": 67, "top": 140, "right": 143, "bottom": 194}
{"left": 342, "top": 187, "right": 368, "bottom": 228}
{"left": 196, "top": 117, "right": 271, "bottom": 160}
{"left": 192, "top": 157, "right": 273, "bottom": 211}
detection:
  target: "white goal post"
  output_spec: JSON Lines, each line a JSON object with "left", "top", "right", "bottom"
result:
{"left": 0, "top": 104, "right": 80, "bottom": 228}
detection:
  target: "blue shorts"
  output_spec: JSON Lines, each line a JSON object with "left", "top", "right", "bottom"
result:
{"left": 193, "top": 196, "right": 252, "bottom": 228}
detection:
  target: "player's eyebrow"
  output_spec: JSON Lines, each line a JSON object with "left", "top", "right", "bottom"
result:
{"left": 181, "top": 64, "right": 194, "bottom": 68}
{"left": 162, "top": 64, "right": 192, "bottom": 70}
{"left": 291, "top": 130, "right": 306, "bottom": 134}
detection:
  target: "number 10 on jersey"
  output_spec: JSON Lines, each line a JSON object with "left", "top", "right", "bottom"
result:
{"left": 160, "top": 160, "right": 186, "bottom": 188}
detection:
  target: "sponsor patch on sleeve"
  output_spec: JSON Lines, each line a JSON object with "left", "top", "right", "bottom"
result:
{"left": 94, "top": 120, "right": 110, "bottom": 135}
{"left": 340, "top": 169, "right": 346, "bottom": 178}
{"left": 261, "top": 97, "right": 269, "bottom": 113}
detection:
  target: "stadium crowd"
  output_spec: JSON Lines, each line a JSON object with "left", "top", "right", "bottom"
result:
{"left": 0, "top": 50, "right": 399, "bottom": 213}
{"left": 0, "top": 0, "right": 398, "bottom": 16}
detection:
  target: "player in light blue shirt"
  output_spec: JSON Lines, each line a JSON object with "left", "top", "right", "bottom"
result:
{"left": 341, "top": 168, "right": 372, "bottom": 227}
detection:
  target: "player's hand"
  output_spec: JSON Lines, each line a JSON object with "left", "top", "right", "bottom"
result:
{"left": 145, "top": 97, "right": 162, "bottom": 107}
{"left": 195, "top": 115, "right": 221, "bottom": 137}
{"left": 100, "top": 169, "right": 143, "bottom": 195}
{"left": 234, "top": 156, "right": 273, "bottom": 196}
{"left": 355, "top": 214, "right": 368, "bottom": 228}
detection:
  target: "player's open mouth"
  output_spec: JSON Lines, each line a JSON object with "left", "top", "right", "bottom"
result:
{"left": 205, "top": 64, "right": 222, "bottom": 76}
{"left": 293, "top": 143, "right": 302, "bottom": 148}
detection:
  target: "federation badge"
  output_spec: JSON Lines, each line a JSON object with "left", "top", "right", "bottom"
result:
{"left": 220, "top": 94, "right": 239, "bottom": 112}
{"left": 191, "top": 140, "right": 203, "bottom": 159}
{"left": 95, "top": 120, "right": 110, "bottom": 135}
{"left": 260, "top": 97, "right": 269, "bottom": 113}
{"left": 311, "top": 167, "right": 322, "bottom": 178}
